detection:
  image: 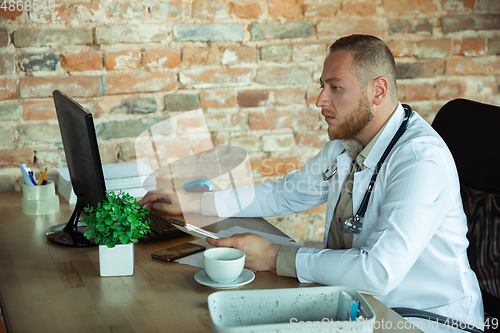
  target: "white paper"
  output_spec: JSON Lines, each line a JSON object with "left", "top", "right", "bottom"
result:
{"left": 175, "top": 226, "right": 302, "bottom": 268}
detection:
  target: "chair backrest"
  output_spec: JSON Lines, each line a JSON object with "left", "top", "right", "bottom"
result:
{"left": 431, "top": 98, "right": 500, "bottom": 319}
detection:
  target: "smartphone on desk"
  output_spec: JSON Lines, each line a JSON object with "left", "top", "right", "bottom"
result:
{"left": 151, "top": 243, "right": 206, "bottom": 262}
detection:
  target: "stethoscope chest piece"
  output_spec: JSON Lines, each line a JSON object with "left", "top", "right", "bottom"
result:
{"left": 344, "top": 216, "right": 363, "bottom": 234}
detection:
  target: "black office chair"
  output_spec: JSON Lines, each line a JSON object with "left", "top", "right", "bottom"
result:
{"left": 392, "top": 99, "right": 500, "bottom": 333}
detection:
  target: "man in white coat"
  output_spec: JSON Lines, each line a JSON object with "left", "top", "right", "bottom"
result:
{"left": 142, "top": 34, "right": 484, "bottom": 332}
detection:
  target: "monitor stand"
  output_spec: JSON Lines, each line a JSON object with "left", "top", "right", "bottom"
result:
{"left": 46, "top": 202, "right": 96, "bottom": 247}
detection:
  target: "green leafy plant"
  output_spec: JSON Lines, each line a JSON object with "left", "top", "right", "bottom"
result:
{"left": 82, "top": 191, "right": 151, "bottom": 248}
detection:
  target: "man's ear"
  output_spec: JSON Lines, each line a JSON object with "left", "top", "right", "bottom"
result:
{"left": 372, "top": 76, "right": 389, "bottom": 106}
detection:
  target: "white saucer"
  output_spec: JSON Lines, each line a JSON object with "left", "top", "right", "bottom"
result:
{"left": 194, "top": 269, "right": 255, "bottom": 289}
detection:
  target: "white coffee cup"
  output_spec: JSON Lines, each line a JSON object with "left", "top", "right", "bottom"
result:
{"left": 203, "top": 247, "right": 245, "bottom": 283}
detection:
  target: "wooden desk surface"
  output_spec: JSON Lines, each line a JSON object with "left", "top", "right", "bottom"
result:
{"left": 0, "top": 192, "right": 421, "bottom": 333}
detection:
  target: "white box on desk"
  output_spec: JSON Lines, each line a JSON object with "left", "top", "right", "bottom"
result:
{"left": 208, "top": 286, "right": 375, "bottom": 333}
{"left": 56, "top": 162, "right": 156, "bottom": 204}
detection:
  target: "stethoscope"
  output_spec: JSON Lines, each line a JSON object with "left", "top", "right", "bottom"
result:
{"left": 321, "top": 104, "right": 413, "bottom": 234}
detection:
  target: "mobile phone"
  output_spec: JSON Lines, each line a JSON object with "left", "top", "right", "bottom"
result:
{"left": 151, "top": 243, "right": 206, "bottom": 262}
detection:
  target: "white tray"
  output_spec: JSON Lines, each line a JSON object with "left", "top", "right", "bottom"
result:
{"left": 208, "top": 286, "right": 376, "bottom": 333}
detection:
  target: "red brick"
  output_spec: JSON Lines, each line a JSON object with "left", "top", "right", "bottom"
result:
{"left": 30, "top": 4, "right": 69, "bottom": 24}
{"left": 317, "top": 18, "right": 384, "bottom": 38}
{"left": 19, "top": 76, "right": 99, "bottom": 98}
{"left": 464, "top": 77, "right": 497, "bottom": 103}
{"left": 268, "top": 0, "right": 303, "bottom": 18}
{"left": 60, "top": 52, "right": 102, "bottom": 71}
{"left": 248, "top": 111, "right": 275, "bottom": 130}
{"left": 0, "top": 7, "right": 22, "bottom": 21}
{"left": 275, "top": 110, "right": 320, "bottom": 128}
{"left": 177, "top": 115, "right": 206, "bottom": 132}
{"left": 229, "top": 0, "right": 262, "bottom": 18}
{"left": 0, "top": 54, "right": 15, "bottom": 75}
{"left": 104, "top": 72, "right": 177, "bottom": 95}
{"left": 436, "top": 79, "right": 466, "bottom": 100}
{"left": 440, "top": 0, "right": 475, "bottom": 11}
{"left": 387, "top": 41, "right": 413, "bottom": 58}
{"left": 144, "top": 48, "right": 181, "bottom": 69}
{"left": 340, "top": 0, "right": 377, "bottom": 16}
{"left": 397, "top": 82, "right": 408, "bottom": 102}
{"left": 104, "top": 51, "right": 141, "bottom": 70}
{"left": 67, "top": 3, "right": 102, "bottom": 22}
{"left": 452, "top": 38, "right": 486, "bottom": 56}
{"left": 192, "top": 0, "right": 228, "bottom": 19}
{"left": 153, "top": 140, "right": 198, "bottom": 160}
{"left": 0, "top": 149, "right": 35, "bottom": 168}
{"left": 22, "top": 100, "right": 57, "bottom": 120}
{"left": 206, "top": 112, "right": 247, "bottom": 131}
{"left": 295, "top": 130, "right": 328, "bottom": 149}
{"left": 180, "top": 68, "right": 253, "bottom": 89}
{"left": 181, "top": 47, "right": 219, "bottom": 67}
{"left": 220, "top": 46, "right": 257, "bottom": 65}
{"left": 199, "top": 89, "right": 237, "bottom": 109}
{"left": 416, "top": 39, "right": 452, "bottom": 59}
{"left": 384, "top": 0, "right": 435, "bottom": 14}
{"left": 304, "top": 2, "right": 338, "bottom": 17}
{"left": 238, "top": 90, "right": 271, "bottom": 108}
{"left": 251, "top": 157, "right": 303, "bottom": 177}
{"left": 0, "top": 79, "right": 16, "bottom": 100}
{"left": 306, "top": 86, "right": 321, "bottom": 104}
{"left": 275, "top": 87, "right": 306, "bottom": 106}
{"left": 403, "top": 82, "right": 436, "bottom": 101}
{"left": 446, "top": 56, "right": 500, "bottom": 75}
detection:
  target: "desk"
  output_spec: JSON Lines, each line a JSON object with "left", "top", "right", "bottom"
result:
{"left": 0, "top": 192, "right": 421, "bottom": 332}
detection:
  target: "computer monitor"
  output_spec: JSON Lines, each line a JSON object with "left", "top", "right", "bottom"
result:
{"left": 45, "top": 90, "right": 107, "bottom": 247}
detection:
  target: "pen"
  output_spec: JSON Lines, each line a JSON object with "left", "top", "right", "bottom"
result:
{"left": 42, "top": 167, "right": 47, "bottom": 185}
{"left": 28, "top": 171, "right": 37, "bottom": 186}
{"left": 38, "top": 172, "right": 43, "bottom": 186}
{"left": 156, "top": 199, "right": 174, "bottom": 204}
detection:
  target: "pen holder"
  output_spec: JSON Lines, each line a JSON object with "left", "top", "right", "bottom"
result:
{"left": 22, "top": 181, "right": 60, "bottom": 215}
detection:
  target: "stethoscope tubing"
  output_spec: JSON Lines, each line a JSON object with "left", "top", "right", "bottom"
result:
{"left": 322, "top": 104, "right": 413, "bottom": 233}
{"left": 356, "top": 104, "right": 412, "bottom": 220}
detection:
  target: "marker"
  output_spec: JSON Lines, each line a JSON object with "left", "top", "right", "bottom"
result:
{"left": 156, "top": 199, "right": 174, "bottom": 204}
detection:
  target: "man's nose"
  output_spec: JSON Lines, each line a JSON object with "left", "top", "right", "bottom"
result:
{"left": 316, "top": 89, "right": 329, "bottom": 108}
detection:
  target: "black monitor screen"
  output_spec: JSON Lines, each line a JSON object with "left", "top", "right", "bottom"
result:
{"left": 46, "top": 90, "right": 106, "bottom": 246}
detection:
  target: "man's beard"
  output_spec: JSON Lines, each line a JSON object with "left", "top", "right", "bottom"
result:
{"left": 327, "top": 92, "right": 374, "bottom": 141}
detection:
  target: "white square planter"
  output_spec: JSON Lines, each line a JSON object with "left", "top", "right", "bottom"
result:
{"left": 99, "top": 243, "right": 134, "bottom": 277}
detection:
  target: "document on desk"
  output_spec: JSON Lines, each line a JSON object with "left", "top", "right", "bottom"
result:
{"left": 176, "top": 226, "right": 303, "bottom": 268}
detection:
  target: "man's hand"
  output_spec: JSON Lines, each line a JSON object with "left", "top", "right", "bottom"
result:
{"left": 206, "top": 233, "right": 281, "bottom": 272}
{"left": 140, "top": 189, "right": 202, "bottom": 215}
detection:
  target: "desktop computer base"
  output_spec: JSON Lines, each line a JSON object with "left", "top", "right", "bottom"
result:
{"left": 46, "top": 223, "right": 97, "bottom": 247}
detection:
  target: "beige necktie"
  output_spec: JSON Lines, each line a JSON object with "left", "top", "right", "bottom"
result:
{"left": 327, "top": 140, "right": 363, "bottom": 250}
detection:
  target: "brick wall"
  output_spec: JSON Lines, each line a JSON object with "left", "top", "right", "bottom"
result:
{"left": 1, "top": 0, "right": 499, "bottom": 243}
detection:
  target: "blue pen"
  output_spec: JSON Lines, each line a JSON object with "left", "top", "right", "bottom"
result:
{"left": 28, "top": 171, "right": 37, "bottom": 185}
{"left": 19, "top": 164, "right": 34, "bottom": 186}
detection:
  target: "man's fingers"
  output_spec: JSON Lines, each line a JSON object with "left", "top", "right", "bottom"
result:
{"left": 206, "top": 237, "right": 236, "bottom": 248}
{"left": 140, "top": 190, "right": 175, "bottom": 206}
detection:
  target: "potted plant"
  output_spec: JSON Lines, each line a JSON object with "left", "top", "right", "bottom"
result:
{"left": 82, "top": 190, "right": 151, "bottom": 277}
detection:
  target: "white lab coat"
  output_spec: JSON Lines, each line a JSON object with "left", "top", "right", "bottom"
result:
{"left": 213, "top": 103, "right": 484, "bottom": 330}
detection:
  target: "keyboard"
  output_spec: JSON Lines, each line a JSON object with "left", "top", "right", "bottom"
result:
{"left": 139, "top": 212, "right": 189, "bottom": 243}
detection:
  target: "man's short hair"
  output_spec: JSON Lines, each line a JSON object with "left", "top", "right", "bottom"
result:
{"left": 329, "top": 34, "right": 398, "bottom": 100}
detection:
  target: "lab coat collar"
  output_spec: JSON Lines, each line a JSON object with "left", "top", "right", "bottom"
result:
{"left": 362, "top": 103, "right": 406, "bottom": 170}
